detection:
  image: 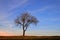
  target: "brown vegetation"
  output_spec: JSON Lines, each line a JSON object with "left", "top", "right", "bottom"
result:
{"left": 0, "top": 36, "right": 60, "bottom": 40}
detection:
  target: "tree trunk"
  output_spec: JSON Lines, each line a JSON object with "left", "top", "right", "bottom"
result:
{"left": 23, "top": 30, "right": 25, "bottom": 36}
{"left": 23, "top": 22, "right": 25, "bottom": 36}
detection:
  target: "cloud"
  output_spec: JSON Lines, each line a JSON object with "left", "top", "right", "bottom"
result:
{"left": 0, "top": 0, "right": 28, "bottom": 11}
{"left": 8, "top": 0, "right": 28, "bottom": 10}
{"left": 0, "top": 20, "right": 15, "bottom": 29}
{"left": 28, "top": 5, "right": 52, "bottom": 14}
{"left": 0, "top": 20, "right": 23, "bottom": 36}
{"left": 0, "top": 12, "right": 14, "bottom": 20}
{"left": 40, "top": 18, "right": 60, "bottom": 22}
{"left": 0, "top": 0, "right": 28, "bottom": 20}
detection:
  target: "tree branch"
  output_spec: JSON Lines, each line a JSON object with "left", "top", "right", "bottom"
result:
{"left": 24, "top": 22, "right": 31, "bottom": 31}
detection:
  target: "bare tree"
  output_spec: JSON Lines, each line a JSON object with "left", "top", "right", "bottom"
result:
{"left": 15, "top": 12, "right": 38, "bottom": 36}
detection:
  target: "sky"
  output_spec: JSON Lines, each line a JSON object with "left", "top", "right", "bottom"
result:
{"left": 0, "top": 0, "right": 60, "bottom": 36}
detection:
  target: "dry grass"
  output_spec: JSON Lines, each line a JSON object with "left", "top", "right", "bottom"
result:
{"left": 0, "top": 36, "right": 60, "bottom": 40}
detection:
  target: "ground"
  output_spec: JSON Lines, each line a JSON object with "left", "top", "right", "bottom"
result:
{"left": 0, "top": 36, "right": 60, "bottom": 40}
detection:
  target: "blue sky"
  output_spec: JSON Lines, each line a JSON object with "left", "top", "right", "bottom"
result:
{"left": 0, "top": 0, "right": 60, "bottom": 36}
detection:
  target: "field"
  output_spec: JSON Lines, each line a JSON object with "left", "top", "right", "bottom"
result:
{"left": 0, "top": 36, "right": 60, "bottom": 40}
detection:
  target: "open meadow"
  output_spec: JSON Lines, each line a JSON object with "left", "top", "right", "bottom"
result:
{"left": 0, "top": 36, "right": 60, "bottom": 40}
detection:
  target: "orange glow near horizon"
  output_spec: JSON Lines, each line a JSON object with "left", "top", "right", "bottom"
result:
{"left": 0, "top": 31, "right": 15, "bottom": 36}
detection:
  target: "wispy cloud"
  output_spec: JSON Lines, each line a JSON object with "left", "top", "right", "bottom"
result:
{"left": 0, "top": 20, "right": 14, "bottom": 28}
{"left": 0, "top": 0, "right": 28, "bottom": 11}
{"left": 0, "top": 0, "right": 28, "bottom": 20}
{"left": 8, "top": 0, "right": 28, "bottom": 10}
{"left": 0, "top": 20, "right": 23, "bottom": 36}
{"left": 0, "top": 0, "right": 60, "bottom": 36}
{"left": 0, "top": 12, "right": 14, "bottom": 20}
{"left": 28, "top": 5, "right": 52, "bottom": 14}
{"left": 40, "top": 18, "right": 60, "bottom": 22}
